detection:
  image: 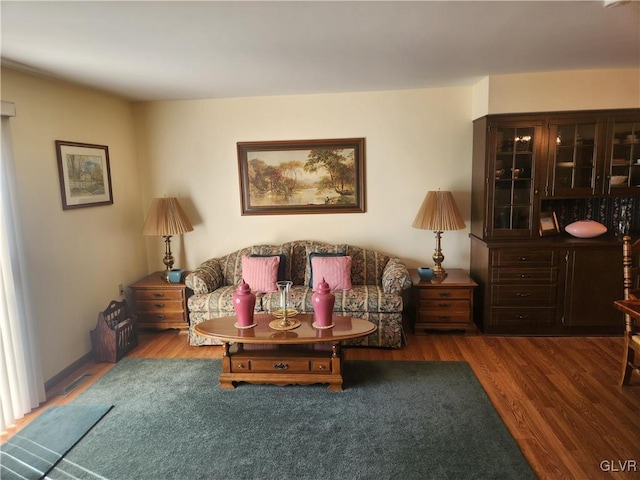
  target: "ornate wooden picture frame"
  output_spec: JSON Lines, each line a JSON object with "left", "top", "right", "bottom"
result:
{"left": 237, "top": 138, "right": 366, "bottom": 215}
{"left": 55, "top": 140, "right": 113, "bottom": 210}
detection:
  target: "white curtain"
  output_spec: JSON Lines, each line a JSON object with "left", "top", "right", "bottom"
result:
{"left": 0, "top": 103, "right": 45, "bottom": 432}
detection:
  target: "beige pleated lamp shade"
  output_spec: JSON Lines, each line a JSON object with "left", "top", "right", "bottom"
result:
{"left": 412, "top": 191, "right": 466, "bottom": 231}
{"left": 142, "top": 197, "right": 194, "bottom": 236}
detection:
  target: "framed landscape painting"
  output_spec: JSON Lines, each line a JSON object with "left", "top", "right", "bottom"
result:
{"left": 237, "top": 138, "right": 366, "bottom": 215}
{"left": 55, "top": 140, "right": 113, "bottom": 210}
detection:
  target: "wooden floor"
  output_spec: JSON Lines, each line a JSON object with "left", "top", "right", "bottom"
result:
{"left": 2, "top": 331, "right": 639, "bottom": 480}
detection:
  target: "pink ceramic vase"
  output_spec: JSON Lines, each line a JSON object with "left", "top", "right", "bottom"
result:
{"left": 233, "top": 279, "right": 256, "bottom": 327}
{"left": 312, "top": 277, "right": 335, "bottom": 327}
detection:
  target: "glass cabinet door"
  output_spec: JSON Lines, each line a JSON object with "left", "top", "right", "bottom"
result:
{"left": 490, "top": 125, "right": 537, "bottom": 237}
{"left": 609, "top": 120, "right": 640, "bottom": 192}
{"left": 548, "top": 118, "right": 601, "bottom": 197}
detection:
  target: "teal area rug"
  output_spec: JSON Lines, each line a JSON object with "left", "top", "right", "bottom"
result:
{"left": 52, "top": 359, "right": 535, "bottom": 480}
{"left": 0, "top": 404, "right": 112, "bottom": 480}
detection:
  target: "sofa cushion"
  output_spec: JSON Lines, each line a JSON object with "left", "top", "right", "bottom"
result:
{"left": 311, "top": 255, "right": 352, "bottom": 291}
{"left": 241, "top": 255, "right": 279, "bottom": 293}
{"left": 188, "top": 285, "right": 263, "bottom": 316}
{"left": 346, "top": 245, "right": 389, "bottom": 286}
{"left": 261, "top": 285, "right": 402, "bottom": 314}
{"left": 304, "top": 243, "right": 347, "bottom": 286}
{"left": 308, "top": 252, "right": 346, "bottom": 287}
{"left": 250, "top": 253, "right": 286, "bottom": 281}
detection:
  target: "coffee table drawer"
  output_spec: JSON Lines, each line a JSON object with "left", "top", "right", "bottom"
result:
{"left": 231, "top": 359, "right": 314, "bottom": 373}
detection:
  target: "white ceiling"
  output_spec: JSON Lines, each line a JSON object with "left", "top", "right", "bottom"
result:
{"left": 1, "top": 1, "right": 639, "bottom": 102}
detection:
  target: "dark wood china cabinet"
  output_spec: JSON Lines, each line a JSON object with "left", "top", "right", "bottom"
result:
{"left": 470, "top": 109, "right": 640, "bottom": 335}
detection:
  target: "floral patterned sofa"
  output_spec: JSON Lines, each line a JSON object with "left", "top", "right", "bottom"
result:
{"left": 185, "top": 240, "right": 412, "bottom": 348}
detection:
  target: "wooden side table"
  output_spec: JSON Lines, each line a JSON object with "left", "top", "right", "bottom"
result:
{"left": 129, "top": 271, "right": 191, "bottom": 332}
{"left": 411, "top": 268, "right": 478, "bottom": 334}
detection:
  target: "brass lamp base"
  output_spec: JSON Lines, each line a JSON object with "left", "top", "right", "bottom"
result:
{"left": 431, "top": 230, "right": 448, "bottom": 279}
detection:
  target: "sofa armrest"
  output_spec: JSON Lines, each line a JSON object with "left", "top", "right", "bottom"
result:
{"left": 382, "top": 258, "right": 412, "bottom": 294}
{"left": 185, "top": 259, "right": 224, "bottom": 294}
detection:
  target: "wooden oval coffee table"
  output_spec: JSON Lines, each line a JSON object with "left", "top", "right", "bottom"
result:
{"left": 195, "top": 313, "right": 376, "bottom": 391}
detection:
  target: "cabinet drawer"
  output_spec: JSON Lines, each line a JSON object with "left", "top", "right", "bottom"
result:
{"left": 491, "top": 250, "right": 557, "bottom": 267}
{"left": 137, "top": 311, "right": 186, "bottom": 323}
{"left": 135, "top": 300, "right": 184, "bottom": 313}
{"left": 491, "top": 267, "right": 557, "bottom": 284}
{"left": 491, "top": 285, "right": 556, "bottom": 306}
{"left": 419, "top": 299, "right": 470, "bottom": 312}
{"left": 135, "top": 289, "right": 183, "bottom": 301}
{"left": 489, "top": 308, "right": 556, "bottom": 327}
{"left": 418, "top": 288, "right": 472, "bottom": 300}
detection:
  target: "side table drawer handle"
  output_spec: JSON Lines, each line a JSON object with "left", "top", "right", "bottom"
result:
{"left": 153, "top": 293, "right": 165, "bottom": 298}
{"left": 273, "top": 362, "right": 289, "bottom": 370}
{"left": 438, "top": 292, "right": 451, "bottom": 298}
{"left": 438, "top": 303, "right": 451, "bottom": 308}
{"left": 155, "top": 314, "right": 165, "bottom": 320}
{"left": 515, "top": 292, "right": 531, "bottom": 297}
{"left": 154, "top": 303, "right": 165, "bottom": 308}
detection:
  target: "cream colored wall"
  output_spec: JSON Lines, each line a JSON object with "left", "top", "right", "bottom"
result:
{"left": 473, "top": 68, "right": 640, "bottom": 118}
{"left": 1, "top": 68, "right": 147, "bottom": 382}
{"left": 134, "top": 88, "right": 474, "bottom": 274}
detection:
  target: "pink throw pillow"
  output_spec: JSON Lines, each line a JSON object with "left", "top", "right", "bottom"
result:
{"left": 311, "top": 256, "right": 352, "bottom": 291}
{"left": 241, "top": 256, "right": 279, "bottom": 293}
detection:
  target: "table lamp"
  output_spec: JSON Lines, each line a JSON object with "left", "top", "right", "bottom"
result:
{"left": 411, "top": 190, "right": 465, "bottom": 279}
{"left": 142, "top": 197, "right": 193, "bottom": 281}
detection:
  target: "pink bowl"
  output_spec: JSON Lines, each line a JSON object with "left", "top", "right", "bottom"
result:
{"left": 565, "top": 220, "right": 607, "bottom": 238}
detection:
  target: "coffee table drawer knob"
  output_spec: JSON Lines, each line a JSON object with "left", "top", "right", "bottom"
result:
{"left": 273, "top": 362, "right": 289, "bottom": 370}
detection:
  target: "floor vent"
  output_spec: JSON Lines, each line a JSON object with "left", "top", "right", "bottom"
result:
{"left": 57, "top": 373, "right": 93, "bottom": 396}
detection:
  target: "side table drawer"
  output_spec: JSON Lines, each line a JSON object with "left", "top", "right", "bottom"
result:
{"left": 135, "top": 289, "right": 183, "bottom": 301}
{"left": 135, "top": 299, "right": 185, "bottom": 313}
{"left": 418, "top": 312, "right": 471, "bottom": 324}
{"left": 418, "top": 289, "right": 471, "bottom": 300}
{"left": 137, "top": 311, "right": 186, "bottom": 323}
{"left": 419, "top": 299, "right": 470, "bottom": 311}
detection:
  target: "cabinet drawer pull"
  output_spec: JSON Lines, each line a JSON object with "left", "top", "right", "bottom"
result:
{"left": 438, "top": 303, "right": 452, "bottom": 308}
{"left": 153, "top": 293, "right": 165, "bottom": 298}
{"left": 438, "top": 292, "right": 452, "bottom": 297}
{"left": 515, "top": 292, "right": 531, "bottom": 297}
{"left": 273, "top": 362, "right": 289, "bottom": 370}
{"left": 438, "top": 316, "right": 452, "bottom": 320}
{"left": 519, "top": 274, "right": 530, "bottom": 279}
{"left": 519, "top": 257, "right": 528, "bottom": 262}
{"left": 154, "top": 303, "right": 165, "bottom": 308}
{"left": 515, "top": 314, "right": 528, "bottom": 320}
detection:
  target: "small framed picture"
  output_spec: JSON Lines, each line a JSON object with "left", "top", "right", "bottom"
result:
{"left": 55, "top": 140, "right": 113, "bottom": 210}
{"left": 539, "top": 211, "right": 559, "bottom": 237}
